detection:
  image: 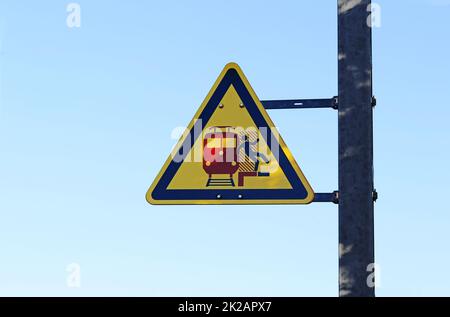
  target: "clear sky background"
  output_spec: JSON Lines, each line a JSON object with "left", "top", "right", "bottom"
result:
{"left": 0, "top": 0, "right": 449, "bottom": 296}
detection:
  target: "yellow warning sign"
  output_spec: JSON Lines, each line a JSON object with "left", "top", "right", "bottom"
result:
{"left": 146, "top": 63, "right": 314, "bottom": 205}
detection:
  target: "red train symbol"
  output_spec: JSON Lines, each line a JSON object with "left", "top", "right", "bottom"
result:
{"left": 203, "top": 126, "right": 239, "bottom": 187}
{"left": 202, "top": 126, "right": 271, "bottom": 187}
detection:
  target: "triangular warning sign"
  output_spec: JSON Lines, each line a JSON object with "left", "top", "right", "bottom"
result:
{"left": 146, "top": 63, "right": 314, "bottom": 205}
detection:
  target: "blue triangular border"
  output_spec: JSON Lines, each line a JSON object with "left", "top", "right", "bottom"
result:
{"left": 151, "top": 68, "right": 310, "bottom": 201}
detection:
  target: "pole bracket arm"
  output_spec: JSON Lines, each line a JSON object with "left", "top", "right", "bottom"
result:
{"left": 314, "top": 190, "right": 378, "bottom": 204}
{"left": 313, "top": 191, "right": 339, "bottom": 204}
{"left": 261, "top": 97, "right": 339, "bottom": 110}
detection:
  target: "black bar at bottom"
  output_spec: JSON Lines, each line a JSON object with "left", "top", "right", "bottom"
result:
{"left": 1, "top": 297, "right": 445, "bottom": 313}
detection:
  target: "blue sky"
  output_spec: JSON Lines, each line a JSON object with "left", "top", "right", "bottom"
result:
{"left": 0, "top": 0, "right": 449, "bottom": 296}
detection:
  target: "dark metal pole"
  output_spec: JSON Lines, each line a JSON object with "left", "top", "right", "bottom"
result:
{"left": 338, "top": 0, "right": 375, "bottom": 297}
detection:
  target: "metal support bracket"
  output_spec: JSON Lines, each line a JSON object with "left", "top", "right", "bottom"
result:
{"left": 372, "top": 189, "right": 378, "bottom": 202}
{"left": 371, "top": 96, "right": 377, "bottom": 108}
{"left": 314, "top": 191, "right": 339, "bottom": 204}
{"left": 261, "top": 96, "right": 338, "bottom": 110}
{"left": 313, "top": 190, "right": 377, "bottom": 204}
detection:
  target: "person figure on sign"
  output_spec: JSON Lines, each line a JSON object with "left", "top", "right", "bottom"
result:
{"left": 237, "top": 135, "right": 270, "bottom": 172}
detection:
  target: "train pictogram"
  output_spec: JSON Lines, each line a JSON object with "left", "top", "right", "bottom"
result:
{"left": 202, "top": 126, "right": 271, "bottom": 187}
